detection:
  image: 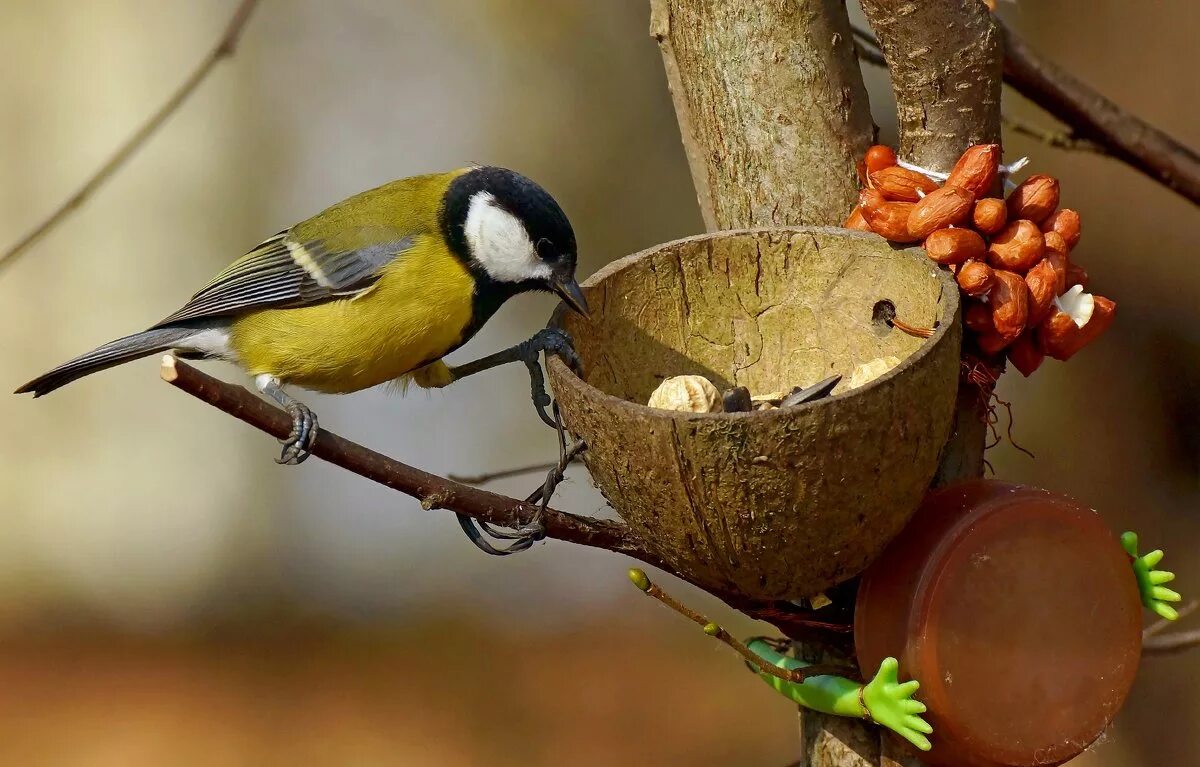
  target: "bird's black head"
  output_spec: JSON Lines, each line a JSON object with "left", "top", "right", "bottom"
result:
{"left": 441, "top": 166, "right": 587, "bottom": 317}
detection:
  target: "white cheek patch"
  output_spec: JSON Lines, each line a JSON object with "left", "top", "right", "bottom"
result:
{"left": 463, "top": 191, "right": 553, "bottom": 283}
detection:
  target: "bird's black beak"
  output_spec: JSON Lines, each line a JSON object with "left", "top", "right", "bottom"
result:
{"left": 552, "top": 277, "right": 590, "bottom": 319}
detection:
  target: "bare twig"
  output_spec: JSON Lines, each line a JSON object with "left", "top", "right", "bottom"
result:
{"left": 1143, "top": 628, "right": 1200, "bottom": 655}
{"left": 1144, "top": 600, "right": 1199, "bottom": 638}
{"left": 998, "top": 20, "right": 1200, "bottom": 206}
{"left": 159, "top": 356, "right": 656, "bottom": 562}
{"left": 0, "top": 0, "right": 262, "bottom": 274}
{"left": 449, "top": 462, "right": 560, "bottom": 485}
{"left": 160, "top": 355, "right": 852, "bottom": 642}
{"left": 628, "top": 569, "right": 857, "bottom": 683}
{"left": 852, "top": 19, "right": 1200, "bottom": 205}
{"left": 1143, "top": 602, "right": 1200, "bottom": 654}
{"left": 1001, "top": 115, "right": 1108, "bottom": 155}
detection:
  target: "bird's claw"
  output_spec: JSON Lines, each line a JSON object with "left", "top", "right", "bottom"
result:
{"left": 456, "top": 513, "right": 545, "bottom": 556}
{"left": 457, "top": 427, "right": 583, "bottom": 557}
{"left": 277, "top": 401, "right": 318, "bottom": 465}
{"left": 522, "top": 328, "right": 582, "bottom": 371}
{"left": 518, "top": 328, "right": 580, "bottom": 428}
{"left": 456, "top": 453, "right": 558, "bottom": 555}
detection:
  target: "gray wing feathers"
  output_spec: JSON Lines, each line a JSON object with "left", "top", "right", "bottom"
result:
{"left": 16, "top": 229, "right": 414, "bottom": 397}
{"left": 15, "top": 327, "right": 198, "bottom": 396}
{"left": 153, "top": 230, "right": 414, "bottom": 327}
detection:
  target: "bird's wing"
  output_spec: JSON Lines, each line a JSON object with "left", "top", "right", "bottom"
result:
{"left": 153, "top": 226, "right": 416, "bottom": 327}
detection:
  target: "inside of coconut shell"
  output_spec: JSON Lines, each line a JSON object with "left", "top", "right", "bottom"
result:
{"left": 557, "top": 229, "right": 948, "bottom": 404}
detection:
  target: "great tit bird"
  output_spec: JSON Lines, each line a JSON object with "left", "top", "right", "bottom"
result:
{"left": 16, "top": 166, "right": 589, "bottom": 464}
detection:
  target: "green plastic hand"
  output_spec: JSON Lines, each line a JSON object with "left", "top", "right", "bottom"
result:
{"left": 1122, "top": 531, "right": 1182, "bottom": 621}
{"left": 746, "top": 639, "right": 932, "bottom": 753}
{"left": 861, "top": 657, "right": 933, "bottom": 753}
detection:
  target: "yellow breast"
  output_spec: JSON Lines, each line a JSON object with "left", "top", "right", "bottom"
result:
{"left": 229, "top": 235, "right": 476, "bottom": 393}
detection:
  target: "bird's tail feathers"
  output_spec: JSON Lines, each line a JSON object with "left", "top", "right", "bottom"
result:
{"left": 15, "top": 327, "right": 199, "bottom": 397}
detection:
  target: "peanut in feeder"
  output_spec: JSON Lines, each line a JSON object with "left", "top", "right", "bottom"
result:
{"left": 547, "top": 228, "right": 961, "bottom": 601}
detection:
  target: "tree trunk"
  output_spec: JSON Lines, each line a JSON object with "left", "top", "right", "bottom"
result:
{"left": 650, "top": 1, "right": 1001, "bottom": 764}
{"left": 649, "top": 2, "right": 880, "bottom": 765}
{"left": 649, "top": 0, "right": 872, "bottom": 231}
{"left": 860, "top": 0, "right": 1003, "bottom": 494}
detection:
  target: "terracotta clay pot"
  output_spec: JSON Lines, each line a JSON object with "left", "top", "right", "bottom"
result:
{"left": 856, "top": 480, "right": 1143, "bottom": 767}
{"left": 547, "top": 228, "right": 960, "bottom": 600}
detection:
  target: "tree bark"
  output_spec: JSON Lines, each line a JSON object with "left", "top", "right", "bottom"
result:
{"left": 650, "top": 1, "right": 1003, "bottom": 764}
{"left": 649, "top": 0, "right": 873, "bottom": 231}
{"left": 859, "top": 2, "right": 1004, "bottom": 764}
{"left": 858, "top": 0, "right": 1002, "bottom": 168}
{"left": 860, "top": 0, "right": 1003, "bottom": 492}
{"left": 650, "top": 2, "right": 880, "bottom": 765}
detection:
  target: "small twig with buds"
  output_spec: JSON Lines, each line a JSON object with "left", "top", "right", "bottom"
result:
{"left": 1001, "top": 115, "right": 1109, "bottom": 156}
{"left": 628, "top": 569, "right": 856, "bottom": 682}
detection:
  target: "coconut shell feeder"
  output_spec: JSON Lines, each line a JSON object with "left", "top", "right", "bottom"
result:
{"left": 547, "top": 227, "right": 961, "bottom": 601}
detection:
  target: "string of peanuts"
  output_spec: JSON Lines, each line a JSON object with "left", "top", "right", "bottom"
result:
{"left": 845, "top": 143, "right": 1116, "bottom": 378}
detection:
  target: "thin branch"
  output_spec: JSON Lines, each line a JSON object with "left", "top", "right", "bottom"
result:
{"left": 1143, "top": 600, "right": 1198, "bottom": 639}
{"left": 998, "top": 19, "right": 1200, "bottom": 206}
{"left": 451, "top": 437, "right": 585, "bottom": 488}
{"left": 160, "top": 355, "right": 855, "bottom": 643}
{"left": 1001, "top": 115, "right": 1108, "bottom": 155}
{"left": 1142, "top": 601, "right": 1200, "bottom": 654}
{"left": 159, "top": 356, "right": 657, "bottom": 563}
{"left": 1143, "top": 628, "right": 1200, "bottom": 655}
{"left": 449, "top": 462, "right": 561, "bottom": 485}
{"left": 852, "top": 19, "right": 1200, "bottom": 205}
{"left": 629, "top": 569, "right": 857, "bottom": 682}
{"left": 0, "top": 0, "right": 262, "bottom": 274}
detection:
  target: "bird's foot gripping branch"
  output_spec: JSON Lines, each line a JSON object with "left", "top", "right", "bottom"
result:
{"left": 158, "top": 354, "right": 647, "bottom": 562}
{"left": 444, "top": 326, "right": 587, "bottom": 555}
{"left": 456, "top": 406, "right": 587, "bottom": 556}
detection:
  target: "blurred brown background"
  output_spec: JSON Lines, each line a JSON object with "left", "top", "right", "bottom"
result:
{"left": 0, "top": 1, "right": 1196, "bottom": 764}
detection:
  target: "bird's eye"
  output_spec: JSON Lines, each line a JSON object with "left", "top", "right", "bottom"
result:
{"left": 536, "top": 238, "right": 557, "bottom": 262}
